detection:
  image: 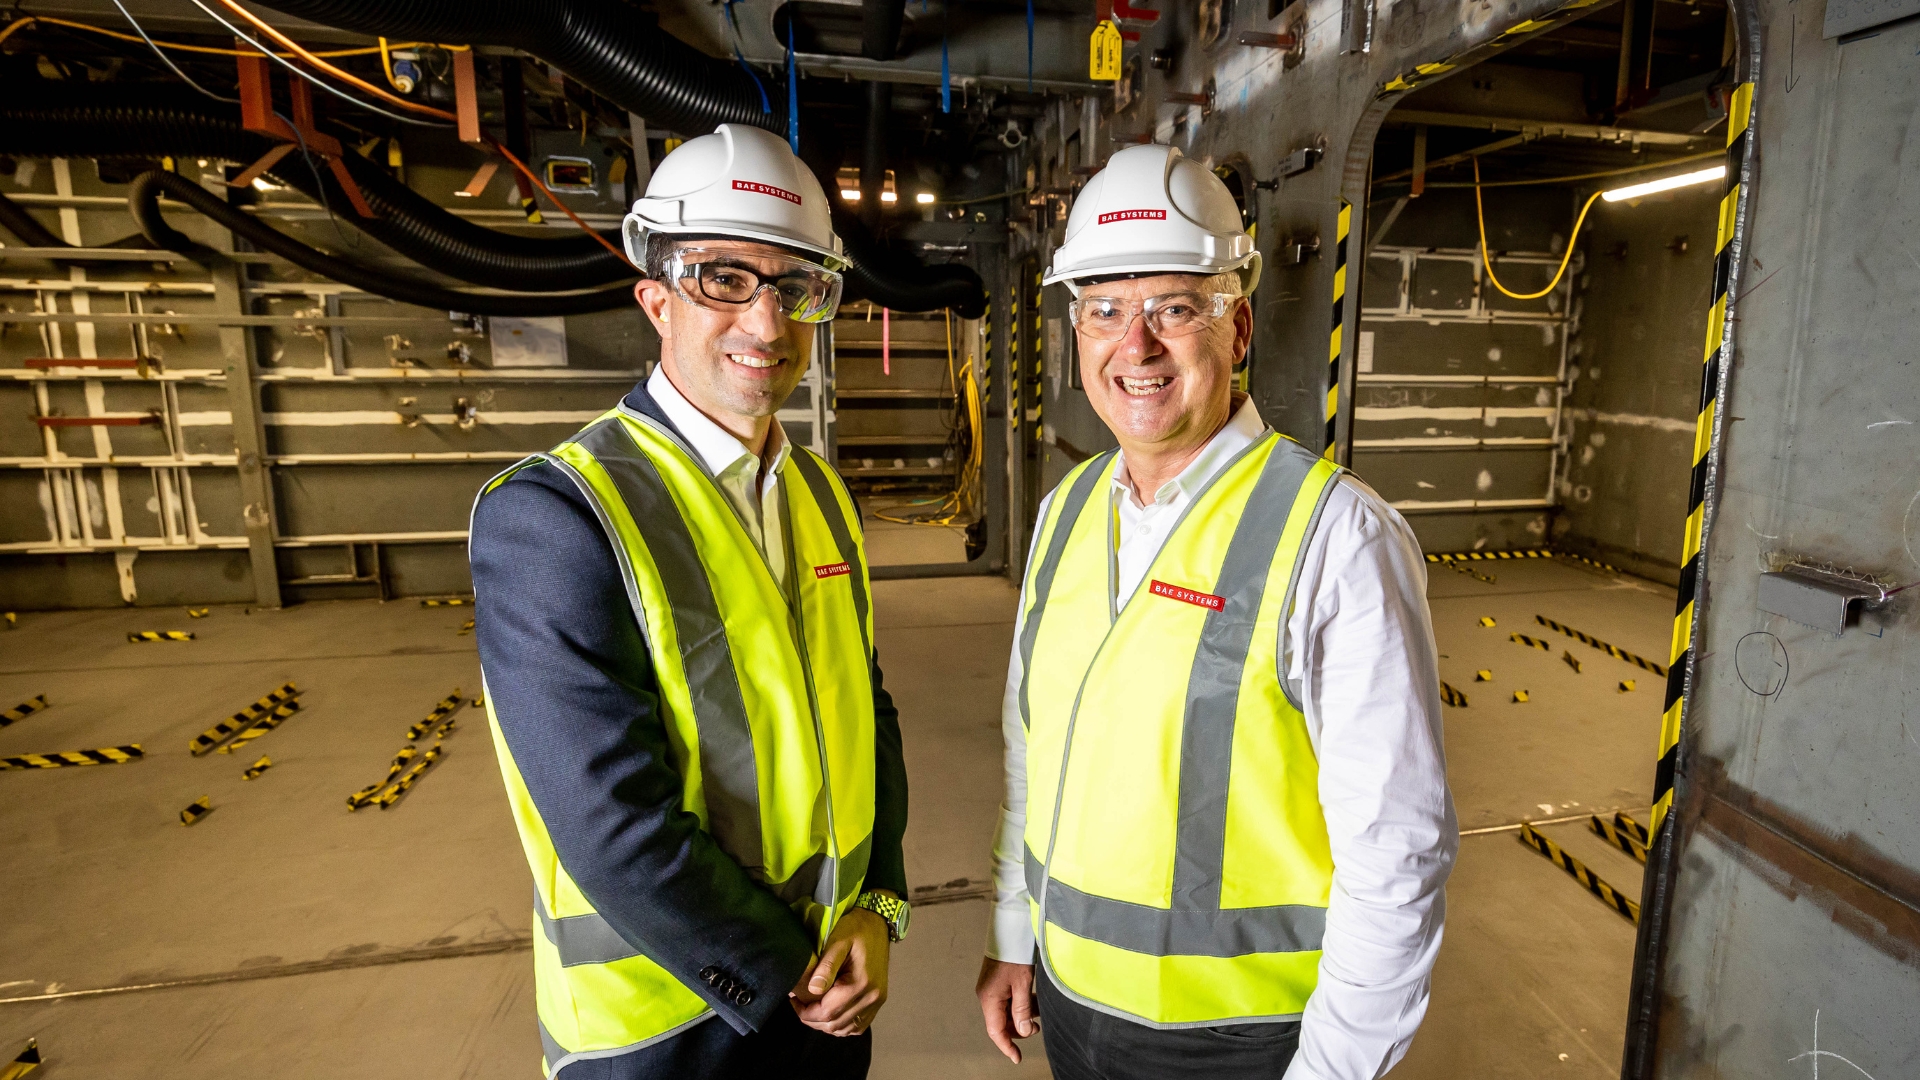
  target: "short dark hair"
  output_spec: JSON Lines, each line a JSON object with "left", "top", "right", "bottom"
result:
{"left": 642, "top": 232, "right": 830, "bottom": 281}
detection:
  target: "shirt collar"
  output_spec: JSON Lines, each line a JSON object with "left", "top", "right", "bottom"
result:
{"left": 646, "top": 364, "right": 791, "bottom": 482}
{"left": 1111, "top": 394, "right": 1266, "bottom": 508}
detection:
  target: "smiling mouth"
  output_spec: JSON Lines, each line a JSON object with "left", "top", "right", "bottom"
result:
{"left": 727, "top": 353, "right": 785, "bottom": 370}
{"left": 1118, "top": 375, "right": 1171, "bottom": 397}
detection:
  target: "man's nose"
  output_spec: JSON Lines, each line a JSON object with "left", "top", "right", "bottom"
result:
{"left": 1119, "top": 309, "right": 1162, "bottom": 358}
{"left": 734, "top": 286, "right": 786, "bottom": 338}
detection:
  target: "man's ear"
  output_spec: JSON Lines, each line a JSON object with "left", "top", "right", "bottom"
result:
{"left": 1231, "top": 296, "right": 1254, "bottom": 363}
{"left": 634, "top": 279, "right": 673, "bottom": 341}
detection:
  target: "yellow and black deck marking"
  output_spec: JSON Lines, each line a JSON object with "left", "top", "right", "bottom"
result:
{"left": 179, "top": 796, "right": 212, "bottom": 826}
{"left": 241, "top": 755, "right": 273, "bottom": 781}
{"left": 1425, "top": 549, "right": 1551, "bottom": 564}
{"left": 378, "top": 744, "right": 444, "bottom": 809}
{"left": 217, "top": 701, "right": 301, "bottom": 755}
{"left": 1510, "top": 632, "right": 1549, "bottom": 651}
{"left": 1441, "top": 559, "right": 1498, "bottom": 584}
{"left": 458, "top": 619, "right": 475, "bottom": 636}
{"left": 1619, "top": 679, "right": 1636, "bottom": 693}
{"left": 3, "top": 612, "right": 15, "bottom": 630}
{"left": 2, "top": 695, "right": 48, "bottom": 728}
{"left": 1440, "top": 682, "right": 1469, "bottom": 708}
{"left": 1325, "top": 200, "right": 1350, "bottom": 459}
{"left": 1519, "top": 822, "right": 1638, "bottom": 923}
{"left": 1, "top": 1037, "right": 41, "bottom": 1080}
{"left": 1554, "top": 551, "right": 1620, "bottom": 574}
{"left": 1533, "top": 615, "right": 1668, "bottom": 676}
{"left": 1511, "top": 690, "right": 1530, "bottom": 703}
{"left": 128, "top": 630, "right": 194, "bottom": 643}
{"left": 1562, "top": 650, "right": 1583, "bottom": 674}
{"left": 420, "top": 597, "right": 472, "bottom": 607}
{"left": 348, "top": 746, "right": 418, "bottom": 810}
{"left": 187, "top": 607, "right": 210, "bottom": 618}
{"left": 1475, "top": 669, "right": 1493, "bottom": 682}
{"left": 190, "top": 683, "right": 299, "bottom": 755}
{"left": 1589, "top": 813, "right": 1649, "bottom": 864}
{"left": 1614, "top": 811, "right": 1651, "bottom": 846}
{"left": 2, "top": 744, "right": 144, "bottom": 770}
{"left": 1478, "top": 616, "right": 1496, "bottom": 628}
{"left": 1658, "top": 83, "right": 1754, "bottom": 833}
{"left": 406, "top": 691, "right": 465, "bottom": 741}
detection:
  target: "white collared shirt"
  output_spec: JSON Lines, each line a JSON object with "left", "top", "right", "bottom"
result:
{"left": 647, "top": 364, "right": 791, "bottom": 590}
{"left": 990, "top": 397, "right": 1458, "bottom": 1080}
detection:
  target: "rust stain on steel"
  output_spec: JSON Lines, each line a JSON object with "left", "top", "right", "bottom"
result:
{"left": 1693, "top": 766, "right": 1920, "bottom": 969}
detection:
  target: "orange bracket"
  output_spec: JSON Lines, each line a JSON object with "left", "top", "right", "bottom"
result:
{"left": 234, "top": 48, "right": 376, "bottom": 218}
{"left": 452, "top": 49, "right": 483, "bottom": 145}
{"left": 1111, "top": 0, "right": 1160, "bottom": 22}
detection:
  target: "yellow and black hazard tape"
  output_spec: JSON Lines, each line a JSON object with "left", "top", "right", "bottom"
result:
{"left": 1589, "top": 813, "right": 1649, "bottom": 864}
{"left": 1613, "top": 811, "right": 1650, "bottom": 846}
{"left": 420, "top": 597, "right": 472, "bottom": 607}
{"left": 1562, "top": 650, "right": 1583, "bottom": 674}
{"left": 406, "top": 691, "right": 465, "bottom": 741}
{"left": 1325, "top": 200, "right": 1350, "bottom": 459}
{"left": 2, "top": 694, "right": 48, "bottom": 728}
{"left": 187, "top": 607, "right": 210, "bottom": 618}
{"left": 2, "top": 1036, "right": 41, "bottom": 1079}
{"left": 458, "top": 619, "right": 475, "bottom": 636}
{"left": 1518, "top": 822, "right": 1639, "bottom": 923}
{"left": 241, "top": 755, "right": 273, "bottom": 781}
{"left": 1534, "top": 615, "right": 1668, "bottom": 676}
{"left": 2, "top": 744, "right": 144, "bottom": 770}
{"left": 1440, "top": 682, "right": 1468, "bottom": 708}
{"left": 1510, "top": 632, "right": 1549, "bottom": 651}
{"left": 1440, "top": 559, "right": 1498, "bottom": 584}
{"left": 348, "top": 746, "right": 417, "bottom": 810}
{"left": 218, "top": 701, "right": 300, "bottom": 755}
{"left": 1658, "top": 82, "right": 1754, "bottom": 833}
{"left": 1425, "top": 548, "right": 1551, "bottom": 563}
{"left": 180, "top": 796, "right": 212, "bottom": 826}
{"left": 190, "top": 683, "right": 300, "bottom": 756}
{"left": 377, "top": 744, "right": 444, "bottom": 809}
{"left": 128, "top": 630, "right": 194, "bottom": 643}
{"left": 1554, "top": 551, "right": 1620, "bottom": 574}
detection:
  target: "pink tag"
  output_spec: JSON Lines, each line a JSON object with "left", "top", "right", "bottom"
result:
{"left": 1150, "top": 579, "right": 1225, "bottom": 611}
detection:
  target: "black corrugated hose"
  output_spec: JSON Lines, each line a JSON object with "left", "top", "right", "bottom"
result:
{"left": 246, "top": 0, "right": 987, "bottom": 315}
{"left": 127, "top": 169, "right": 634, "bottom": 315}
{"left": 0, "top": 87, "right": 633, "bottom": 292}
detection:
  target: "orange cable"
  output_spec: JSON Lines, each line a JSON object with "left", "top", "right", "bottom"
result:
{"left": 209, "top": 0, "right": 454, "bottom": 119}
{"left": 0, "top": 15, "right": 456, "bottom": 57}
{"left": 487, "top": 141, "right": 637, "bottom": 270}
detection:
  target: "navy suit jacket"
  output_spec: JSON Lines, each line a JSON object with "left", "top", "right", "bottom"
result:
{"left": 469, "top": 381, "right": 909, "bottom": 1037}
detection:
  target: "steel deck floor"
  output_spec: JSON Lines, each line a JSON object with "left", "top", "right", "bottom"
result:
{"left": 0, "top": 551, "right": 1667, "bottom": 1078}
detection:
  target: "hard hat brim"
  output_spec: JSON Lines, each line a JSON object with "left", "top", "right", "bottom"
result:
{"left": 633, "top": 218, "right": 849, "bottom": 274}
{"left": 1043, "top": 252, "right": 1260, "bottom": 289}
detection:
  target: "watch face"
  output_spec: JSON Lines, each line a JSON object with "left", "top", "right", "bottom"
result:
{"left": 893, "top": 901, "right": 910, "bottom": 941}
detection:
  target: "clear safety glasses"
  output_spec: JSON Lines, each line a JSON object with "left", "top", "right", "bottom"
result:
{"left": 1067, "top": 291, "right": 1240, "bottom": 342}
{"left": 667, "top": 247, "right": 844, "bottom": 324}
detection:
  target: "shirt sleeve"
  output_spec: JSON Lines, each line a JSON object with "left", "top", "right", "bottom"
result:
{"left": 866, "top": 654, "right": 910, "bottom": 898}
{"left": 985, "top": 489, "right": 1057, "bottom": 964}
{"left": 471, "top": 464, "right": 818, "bottom": 1036}
{"left": 1282, "top": 477, "right": 1459, "bottom": 1080}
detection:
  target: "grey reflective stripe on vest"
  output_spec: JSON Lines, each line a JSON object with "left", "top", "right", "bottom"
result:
{"left": 787, "top": 449, "right": 872, "bottom": 662}
{"left": 538, "top": 1011, "right": 716, "bottom": 1077}
{"left": 1171, "top": 436, "right": 1322, "bottom": 911}
{"left": 766, "top": 831, "right": 873, "bottom": 908}
{"left": 564, "top": 419, "right": 765, "bottom": 873}
{"left": 1017, "top": 451, "right": 1117, "bottom": 731}
{"left": 1027, "top": 847, "right": 1324, "bottom": 958}
{"left": 536, "top": 890, "right": 641, "bottom": 967}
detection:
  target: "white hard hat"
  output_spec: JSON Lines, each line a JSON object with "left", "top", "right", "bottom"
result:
{"left": 1043, "top": 143, "right": 1261, "bottom": 293}
{"left": 623, "top": 124, "right": 847, "bottom": 272}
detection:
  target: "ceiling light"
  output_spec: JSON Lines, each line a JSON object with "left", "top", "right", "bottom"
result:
{"left": 1600, "top": 165, "right": 1725, "bottom": 203}
{"left": 840, "top": 189, "right": 861, "bottom": 201}
{"left": 880, "top": 191, "right": 897, "bottom": 203}
{"left": 915, "top": 192, "right": 937, "bottom": 204}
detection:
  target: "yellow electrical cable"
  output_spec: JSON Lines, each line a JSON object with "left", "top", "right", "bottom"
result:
{"left": 0, "top": 15, "right": 458, "bottom": 57}
{"left": 377, "top": 36, "right": 401, "bottom": 90}
{"left": 1473, "top": 156, "right": 1603, "bottom": 302}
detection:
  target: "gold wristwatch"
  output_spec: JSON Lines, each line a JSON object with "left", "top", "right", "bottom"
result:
{"left": 852, "top": 890, "right": 910, "bottom": 942}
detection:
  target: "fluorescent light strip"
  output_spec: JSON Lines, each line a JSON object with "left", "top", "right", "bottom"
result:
{"left": 1600, "top": 165, "right": 1725, "bottom": 203}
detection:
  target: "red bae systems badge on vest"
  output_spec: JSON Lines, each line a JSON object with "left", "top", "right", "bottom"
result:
{"left": 1150, "top": 580, "right": 1226, "bottom": 611}
{"left": 1097, "top": 208, "right": 1168, "bottom": 225}
{"left": 814, "top": 562, "right": 853, "bottom": 579}
{"left": 733, "top": 179, "right": 803, "bottom": 205}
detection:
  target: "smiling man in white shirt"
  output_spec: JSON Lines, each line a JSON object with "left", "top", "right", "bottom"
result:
{"left": 974, "top": 143, "right": 1457, "bottom": 1080}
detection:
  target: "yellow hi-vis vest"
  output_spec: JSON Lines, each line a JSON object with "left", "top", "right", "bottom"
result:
{"left": 1020, "top": 430, "right": 1343, "bottom": 1028}
{"left": 475, "top": 405, "right": 876, "bottom": 1075}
